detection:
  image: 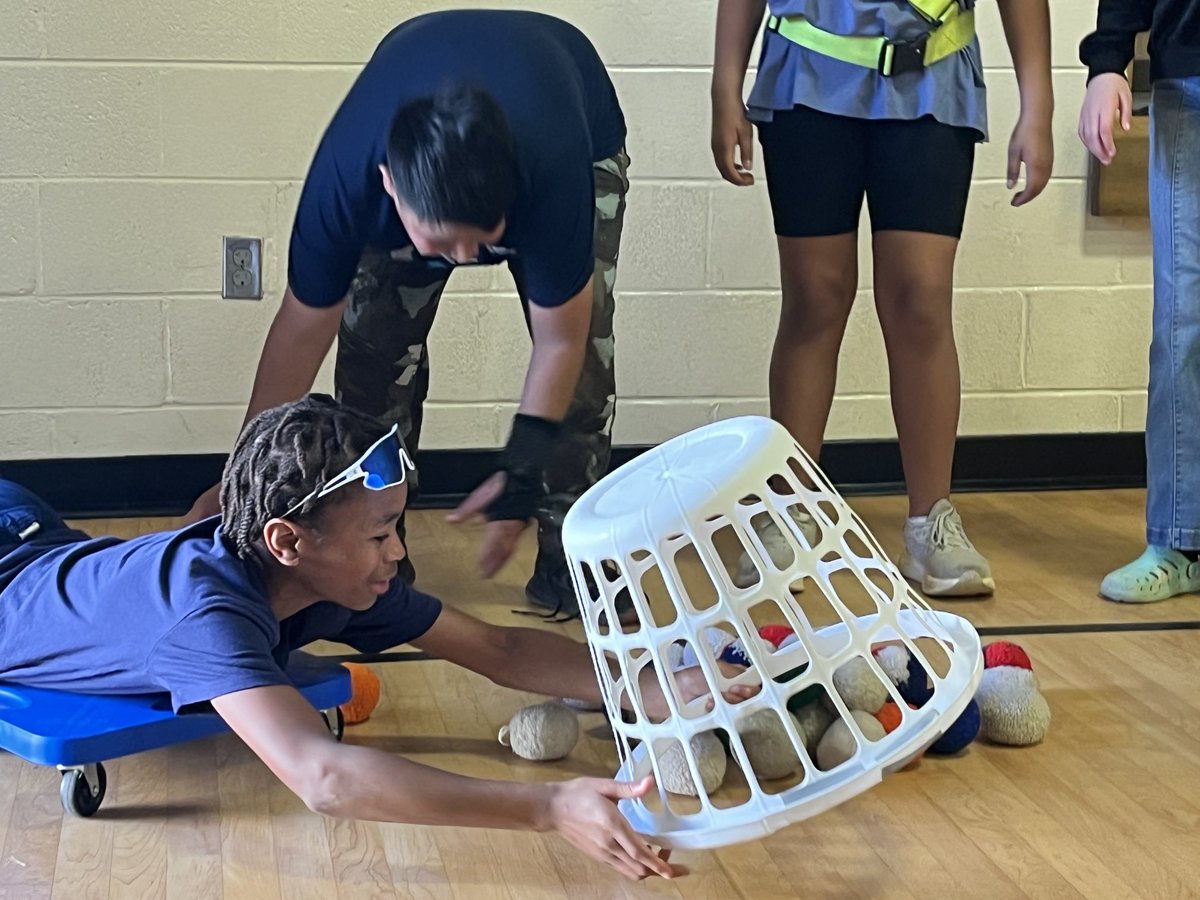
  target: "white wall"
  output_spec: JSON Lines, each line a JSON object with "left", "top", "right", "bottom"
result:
{"left": 0, "top": 1, "right": 1150, "bottom": 459}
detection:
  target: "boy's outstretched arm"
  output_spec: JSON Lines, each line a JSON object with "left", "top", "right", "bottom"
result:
{"left": 996, "top": 0, "right": 1055, "bottom": 206}
{"left": 411, "top": 605, "right": 759, "bottom": 719}
{"left": 211, "top": 684, "right": 683, "bottom": 881}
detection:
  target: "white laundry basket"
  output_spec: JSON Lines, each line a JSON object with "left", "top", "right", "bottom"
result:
{"left": 562, "top": 416, "right": 982, "bottom": 850}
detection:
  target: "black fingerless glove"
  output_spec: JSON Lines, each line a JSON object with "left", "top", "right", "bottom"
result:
{"left": 485, "top": 414, "right": 562, "bottom": 522}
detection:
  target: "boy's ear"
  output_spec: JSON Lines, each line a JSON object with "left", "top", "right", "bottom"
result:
{"left": 262, "top": 518, "right": 304, "bottom": 567}
{"left": 379, "top": 163, "right": 398, "bottom": 201}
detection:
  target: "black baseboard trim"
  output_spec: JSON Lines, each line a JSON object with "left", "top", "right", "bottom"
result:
{"left": 0, "top": 431, "right": 1146, "bottom": 519}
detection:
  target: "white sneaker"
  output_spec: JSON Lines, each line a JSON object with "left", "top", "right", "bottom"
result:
{"left": 900, "top": 499, "right": 994, "bottom": 597}
{"left": 732, "top": 507, "right": 820, "bottom": 589}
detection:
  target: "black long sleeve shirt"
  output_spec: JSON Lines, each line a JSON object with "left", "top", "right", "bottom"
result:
{"left": 1079, "top": 0, "right": 1200, "bottom": 82}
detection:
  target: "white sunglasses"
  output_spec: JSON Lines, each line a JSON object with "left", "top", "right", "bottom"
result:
{"left": 281, "top": 424, "right": 414, "bottom": 519}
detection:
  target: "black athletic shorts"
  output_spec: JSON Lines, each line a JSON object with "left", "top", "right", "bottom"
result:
{"left": 757, "top": 104, "right": 978, "bottom": 239}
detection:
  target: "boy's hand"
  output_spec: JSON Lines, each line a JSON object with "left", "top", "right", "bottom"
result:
{"left": 640, "top": 660, "right": 760, "bottom": 720}
{"left": 448, "top": 471, "right": 528, "bottom": 578}
{"left": 1007, "top": 110, "right": 1054, "bottom": 207}
{"left": 711, "top": 95, "right": 755, "bottom": 186}
{"left": 1078, "top": 72, "right": 1133, "bottom": 165}
{"left": 547, "top": 776, "right": 685, "bottom": 881}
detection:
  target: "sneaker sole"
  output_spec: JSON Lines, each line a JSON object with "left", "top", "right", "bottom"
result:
{"left": 900, "top": 556, "right": 995, "bottom": 598}
{"left": 1100, "top": 582, "right": 1200, "bottom": 604}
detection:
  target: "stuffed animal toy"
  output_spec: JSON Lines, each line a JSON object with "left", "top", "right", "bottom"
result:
{"left": 815, "top": 709, "right": 886, "bottom": 770}
{"left": 975, "top": 643, "right": 1050, "bottom": 745}
{"left": 659, "top": 731, "right": 727, "bottom": 796}
{"left": 498, "top": 701, "right": 580, "bottom": 761}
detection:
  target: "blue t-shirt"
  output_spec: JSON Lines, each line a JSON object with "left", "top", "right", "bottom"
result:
{"left": 0, "top": 519, "right": 442, "bottom": 713}
{"left": 289, "top": 10, "right": 627, "bottom": 309}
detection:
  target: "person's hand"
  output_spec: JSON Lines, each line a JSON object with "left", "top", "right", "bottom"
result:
{"left": 711, "top": 94, "right": 756, "bottom": 186}
{"left": 546, "top": 776, "right": 686, "bottom": 881}
{"left": 640, "top": 660, "right": 760, "bottom": 720}
{"left": 182, "top": 483, "right": 221, "bottom": 525}
{"left": 1078, "top": 72, "right": 1134, "bottom": 166}
{"left": 1007, "top": 110, "right": 1054, "bottom": 207}
{"left": 446, "top": 471, "right": 528, "bottom": 578}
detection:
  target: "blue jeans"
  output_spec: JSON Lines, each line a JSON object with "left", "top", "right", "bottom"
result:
{"left": 0, "top": 480, "right": 91, "bottom": 585}
{"left": 1147, "top": 77, "right": 1200, "bottom": 551}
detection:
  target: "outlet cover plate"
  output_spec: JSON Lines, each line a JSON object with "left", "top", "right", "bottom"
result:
{"left": 222, "top": 236, "right": 262, "bottom": 300}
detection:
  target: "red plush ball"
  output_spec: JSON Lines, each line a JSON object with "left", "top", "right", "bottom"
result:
{"left": 983, "top": 641, "right": 1032, "bottom": 671}
{"left": 759, "top": 625, "right": 795, "bottom": 647}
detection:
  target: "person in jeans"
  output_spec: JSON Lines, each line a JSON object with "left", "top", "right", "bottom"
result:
{"left": 1080, "top": 0, "right": 1200, "bottom": 601}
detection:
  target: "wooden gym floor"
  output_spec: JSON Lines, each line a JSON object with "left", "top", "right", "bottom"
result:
{"left": 1, "top": 488, "right": 1198, "bottom": 899}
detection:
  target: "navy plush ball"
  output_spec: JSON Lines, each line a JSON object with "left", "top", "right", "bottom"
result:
{"left": 927, "top": 698, "right": 981, "bottom": 755}
{"left": 896, "top": 652, "right": 934, "bottom": 708}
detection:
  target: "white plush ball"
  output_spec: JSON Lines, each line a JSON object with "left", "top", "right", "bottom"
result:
{"left": 975, "top": 666, "right": 1051, "bottom": 746}
{"left": 738, "top": 710, "right": 799, "bottom": 781}
{"left": 829, "top": 656, "right": 890, "bottom": 714}
{"left": 658, "top": 731, "right": 727, "bottom": 796}
{"left": 872, "top": 644, "right": 912, "bottom": 686}
{"left": 815, "top": 709, "right": 886, "bottom": 771}
{"left": 498, "top": 701, "right": 580, "bottom": 761}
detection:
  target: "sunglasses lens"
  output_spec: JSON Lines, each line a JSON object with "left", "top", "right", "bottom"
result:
{"left": 359, "top": 434, "right": 409, "bottom": 491}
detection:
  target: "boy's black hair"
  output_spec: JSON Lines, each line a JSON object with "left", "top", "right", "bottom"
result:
{"left": 220, "top": 394, "right": 392, "bottom": 560}
{"left": 386, "top": 83, "right": 518, "bottom": 229}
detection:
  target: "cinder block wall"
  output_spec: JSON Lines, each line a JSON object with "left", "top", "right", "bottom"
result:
{"left": 0, "top": 1, "right": 1149, "bottom": 459}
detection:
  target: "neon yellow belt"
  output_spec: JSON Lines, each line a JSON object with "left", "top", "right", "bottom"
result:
{"left": 767, "top": 1, "right": 976, "bottom": 78}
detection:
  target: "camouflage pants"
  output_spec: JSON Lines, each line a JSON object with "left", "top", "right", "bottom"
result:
{"left": 335, "top": 148, "right": 630, "bottom": 582}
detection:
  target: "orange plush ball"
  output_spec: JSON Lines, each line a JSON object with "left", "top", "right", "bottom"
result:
{"left": 339, "top": 662, "right": 381, "bottom": 724}
{"left": 875, "top": 700, "right": 903, "bottom": 734}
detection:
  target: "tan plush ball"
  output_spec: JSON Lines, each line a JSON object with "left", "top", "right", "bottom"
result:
{"left": 830, "top": 656, "right": 890, "bottom": 714}
{"left": 658, "top": 731, "right": 727, "bottom": 796}
{"left": 738, "top": 709, "right": 800, "bottom": 781}
{"left": 815, "top": 709, "right": 886, "bottom": 771}
{"left": 498, "top": 701, "right": 580, "bottom": 761}
{"left": 793, "top": 701, "right": 836, "bottom": 751}
{"left": 975, "top": 667, "right": 1051, "bottom": 746}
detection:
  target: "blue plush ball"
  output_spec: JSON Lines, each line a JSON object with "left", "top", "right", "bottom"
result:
{"left": 927, "top": 698, "right": 981, "bottom": 755}
{"left": 897, "top": 652, "right": 934, "bottom": 708}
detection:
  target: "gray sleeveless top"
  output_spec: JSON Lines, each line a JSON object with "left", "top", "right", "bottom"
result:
{"left": 746, "top": 0, "right": 988, "bottom": 140}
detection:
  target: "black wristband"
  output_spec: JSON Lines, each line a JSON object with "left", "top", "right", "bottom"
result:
{"left": 485, "top": 414, "right": 562, "bottom": 522}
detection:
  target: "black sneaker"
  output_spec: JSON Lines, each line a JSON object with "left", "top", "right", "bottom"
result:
{"left": 522, "top": 565, "right": 636, "bottom": 626}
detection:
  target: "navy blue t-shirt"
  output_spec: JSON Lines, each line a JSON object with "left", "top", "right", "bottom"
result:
{"left": 289, "top": 10, "right": 627, "bottom": 309}
{"left": 0, "top": 518, "right": 441, "bottom": 713}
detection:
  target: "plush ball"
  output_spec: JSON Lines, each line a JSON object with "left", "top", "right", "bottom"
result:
{"left": 926, "top": 698, "right": 981, "bottom": 755}
{"left": 778, "top": 633, "right": 801, "bottom": 651}
{"left": 895, "top": 652, "right": 934, "bottom": 708}
{"left": 659, "top": 731, "right": 727, "bottom": 796}
{"left": 339, "top": 662, "right": 381, "bottom": 725}
{"left": 792, "top": 701, "right": 835, "bottom": 751}
{"left": 737, "top": 710, "right": 799, "bottom": 781}
{"left": 872, "top": 644, "right": 911, "bottom": 685}
{"left": 816, "top": 710, "right": 886, "bottom": 771}
{"left": 975, "top": 667, "right": 1051, "bottom": 746}
{"left": 498, "top": 701, "right": 580, "bottom": 761}
{"left": 681, "top": 627, "right": 736, "bottom": 668}
{"left": 829, "top": 656, "right": 890, "bottom": 714}
{"left": 984, "top": 641, "right": 1033, "bottom": 671}
{"left": 874, "top": 700, "right": 903, "bottom": 735}
{"left": 759, "top": 625, "right": 795, "bottom": 647}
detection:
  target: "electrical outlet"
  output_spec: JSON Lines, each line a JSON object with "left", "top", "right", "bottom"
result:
{"left": 222, "top": 236, "right": 262, "bottom": 300}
